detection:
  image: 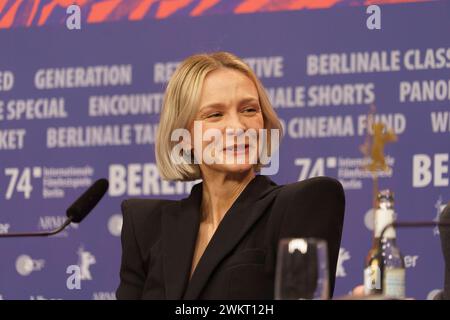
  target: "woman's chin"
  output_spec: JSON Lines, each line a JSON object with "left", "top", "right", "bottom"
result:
{"left": 213, "top": 163, "right": 255, "bottom": 174}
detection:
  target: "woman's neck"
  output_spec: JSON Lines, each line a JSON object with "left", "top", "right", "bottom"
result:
{"left": 200, "top": 171, "right": 256, "bottom": 228}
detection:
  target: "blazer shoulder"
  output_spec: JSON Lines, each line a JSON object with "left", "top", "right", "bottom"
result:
{"left": 274, "top": 176, "right": 345, "bottom": 298}
{"left": 273, "top": 176, "right": 346, "bottom": 224}
{"left": 121, "top": 198, "right": 176, "bottom": 244}
{"left": 282, "top": 176, "right": 343, "bottom": 193}
{"left": 121, "top": 198, "right": 175, "bottom": 220}
{"left": 278, "top": 176, "right": 344, "bottom": 200}
{"left": 117, "top": 198, "right": 175, "bottom": 300}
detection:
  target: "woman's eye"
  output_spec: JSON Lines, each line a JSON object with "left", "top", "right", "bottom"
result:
{"left": 243, "top": 107, "right": 258, "bottom": 113}
{"left": 206, "top": 112, "right": 222, "bottom": 118}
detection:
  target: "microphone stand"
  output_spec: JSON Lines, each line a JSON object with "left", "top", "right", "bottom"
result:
{"left": 0, "top": 217, "right": 73, "bottom": 238}
{"left": 379, "top": 220, "right": 450, "bottom": 244}
{"left": 0, "top": 178, "right": 109, "bottom": 239}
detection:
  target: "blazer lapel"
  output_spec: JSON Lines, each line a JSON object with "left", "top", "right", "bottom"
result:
{"left": 161, "top": 183, "right": 202, "bottom": 299}
{"left": 183, "top": 175, "right": 281, "bottom": 299}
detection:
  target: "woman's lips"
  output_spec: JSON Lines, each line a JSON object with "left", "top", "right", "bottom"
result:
{"left": 223, "top": 144, "right": 249, "bottom": 153}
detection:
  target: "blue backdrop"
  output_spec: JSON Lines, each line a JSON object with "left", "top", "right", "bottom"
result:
{"left": 0, "top": 0, "right": 449, "bottom": 299}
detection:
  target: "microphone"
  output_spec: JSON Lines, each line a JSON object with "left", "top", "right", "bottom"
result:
{"left": 439, "top": 204, "right": 450, "bottom": 299}
{"left": 66, "top": 178, "right": 109, "bottom": 223}
{"left": 378, "top": 202, "right": 450, "bottom": 300}
{"left": 0, "top": 178, "right": 109, "bottom": 238}
{"left": 379, "top": 202, "right": 450, "bottom": 239}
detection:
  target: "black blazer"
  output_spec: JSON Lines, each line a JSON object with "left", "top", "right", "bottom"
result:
{"left": 116, "top": 175, "right": 345, "bottom": 300}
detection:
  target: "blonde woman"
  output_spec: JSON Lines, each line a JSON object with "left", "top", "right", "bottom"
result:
{"left": 116, "top": 52, "right": 345, "bottom": 299}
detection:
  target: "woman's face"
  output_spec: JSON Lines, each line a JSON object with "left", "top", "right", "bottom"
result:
{"left": 189, "top": 68, "right": 264, "bottom": 176}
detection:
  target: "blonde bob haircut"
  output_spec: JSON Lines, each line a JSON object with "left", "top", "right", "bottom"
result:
{"left": 155, "top": 51, "right": 283, "bottom": 181}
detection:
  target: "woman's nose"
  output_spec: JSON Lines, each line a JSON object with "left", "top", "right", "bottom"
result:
{"left": 224, "top": 113, "right": 246, "bottom": 134}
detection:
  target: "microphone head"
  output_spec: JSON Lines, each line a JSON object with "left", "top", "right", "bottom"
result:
{"left": 440, "top": 202, "right": 450, "bottom": 222}
{"left": 66, "top": 178, "right": 109, "bottom": 223}
{"left": 439, "top": 202, "right": 450, "bottom": 237}
{"left": 439, "top": 202, "right": 450, "bottom": 300}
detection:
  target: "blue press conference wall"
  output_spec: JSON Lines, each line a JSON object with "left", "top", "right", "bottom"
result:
{"left": 0, "top": 1, "right": 449, "bottom": 299}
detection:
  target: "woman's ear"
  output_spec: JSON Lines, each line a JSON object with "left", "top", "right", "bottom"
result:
{"left": 179, "top": 139, "right": 193, "bottom": 162}
{"left": 180, "top": 139, "right": 193, "bottom": 153}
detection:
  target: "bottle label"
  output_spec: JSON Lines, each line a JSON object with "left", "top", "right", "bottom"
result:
{"left": 364, "top": 265, "right": 381, "bottom": 295}
{"left": 374, "top": 208, "right": 395, "bottom": 238}
{"left": 383, "top": 268, "right": 405, "bottom": 298}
